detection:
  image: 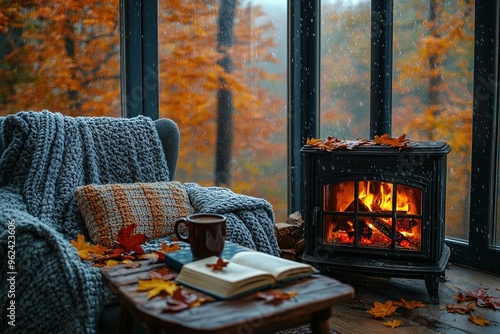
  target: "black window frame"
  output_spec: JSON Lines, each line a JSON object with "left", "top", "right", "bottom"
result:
{"left": 123, "top": 0, "right": 500, "bottom": 274}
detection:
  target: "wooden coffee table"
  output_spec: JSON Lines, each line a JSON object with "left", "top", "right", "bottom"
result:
{"left": 102, "top": 259, "right": 354, "bottom": 334}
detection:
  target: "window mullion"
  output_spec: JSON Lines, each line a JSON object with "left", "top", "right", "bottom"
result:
{"left": 120, "top": 0, "right": 159, "bottom": 119}
{"left": 288, "top": 0, "right": 320, "bottom": 213}
{"left": 370, "top": 0, "right": 393, "bottom": 138}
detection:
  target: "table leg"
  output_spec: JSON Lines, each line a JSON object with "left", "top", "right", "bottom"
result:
{"left": 116, "top": 303, "right": 136, "bottom": 334}
{"left": 310, "top": 308, "right": 332, "bottom": 334}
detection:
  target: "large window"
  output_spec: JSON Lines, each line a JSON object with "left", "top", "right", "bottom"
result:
{"left": 314, "top": 0, "right": 497, "bottom": 274}
{"left": 321, "top": 0, "right": 474, "bottom": 241}
{"left": 1, "top": 0, "right": 498, "bottom": 273}
{"left": 157, "top": 0, "right": 289, "bottom": 221}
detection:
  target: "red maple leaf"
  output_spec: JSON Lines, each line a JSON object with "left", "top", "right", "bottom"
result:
{"left": 163, "top": 289, "right": 208, "bottom": 313}
{"left": 114, "top": 223, "right": 148, "bottom": 254}
{"left": 150, "top": 267, "right": 177, "bottom": 281}
{"left": 465, "top": 288, "right": 500, "bottom": 311}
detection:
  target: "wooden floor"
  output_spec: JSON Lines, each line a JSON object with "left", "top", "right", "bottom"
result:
{"left": 324, "top": 263, "right": 499, "bottom": 334}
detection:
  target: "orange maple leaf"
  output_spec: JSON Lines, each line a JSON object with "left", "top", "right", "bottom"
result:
{"left": 383, "top": 319, "right": 402, "bottom": 328}
{"left": 468, "top": 314, "right": 490, "bottom": 326}
{"left": 154, "top": 242, "right": 180, "bottom": 260}
{"left": 70, "top": 234, "right": 106, "bottom": 261}
{"left": 393, "top": 298, "right": 426, "bottom": 310}
{"left": 445, "top": 303, "right": 474, "bottom": 314}
{"left": 255, "top": 289, "right": 298, "bottom": 304}
{"left": 454, "top": 292, "right": 474, "bottom": 303}
{"left": 366, "top": 301, "right": 399, "bottom": 318}
{"left": 115, "top": 223, "right": 148, "bottom": 254}
{"left": 373, "top": 133, "right": 410, "bottom": 149}
{"left": 205, "top": 257, "right": 229, "bottom": 270}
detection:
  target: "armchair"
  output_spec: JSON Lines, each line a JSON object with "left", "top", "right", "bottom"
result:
{"left": 0, "top": 111, "right": 279, "bottom": 334}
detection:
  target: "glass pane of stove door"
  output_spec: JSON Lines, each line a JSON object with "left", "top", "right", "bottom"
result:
{"left": 323, "top": 181, "right": 422, "bottom": 251}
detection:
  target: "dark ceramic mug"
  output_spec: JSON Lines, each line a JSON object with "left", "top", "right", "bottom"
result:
{"left": 174, "top": 213, "right": 227, "bottom": 260}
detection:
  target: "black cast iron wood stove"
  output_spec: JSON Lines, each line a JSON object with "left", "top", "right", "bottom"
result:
{"left": 301, "top": 141, "right": 451, "bottom": 303}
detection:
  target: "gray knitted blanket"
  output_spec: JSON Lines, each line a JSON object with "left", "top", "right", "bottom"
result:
{"left": 0, "top": 111, "right": 279, "bottom": 334}
{"left": 0, "top": 111, "right": 170, "bottom": 334}
{"left": 184, "top": 183, "right": 279, "bottom": 256}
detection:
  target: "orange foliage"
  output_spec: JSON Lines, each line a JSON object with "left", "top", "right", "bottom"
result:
{"left": 0, "top": 0, "right": 121, "bottom": 116}
{"left": 1, "top": 1, "right": 288, "bottom": 220}
{"left": 156, "top": 1, "right": 286, "bottom": 218}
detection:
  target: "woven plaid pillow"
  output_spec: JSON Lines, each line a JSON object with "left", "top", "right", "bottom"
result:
{"left": 74, "top": 181, "right": 194, "bottom": 247}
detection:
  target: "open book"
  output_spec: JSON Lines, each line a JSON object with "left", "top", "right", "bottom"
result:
{"left": 176, "top": 251, "right": 318, "bottom": 300}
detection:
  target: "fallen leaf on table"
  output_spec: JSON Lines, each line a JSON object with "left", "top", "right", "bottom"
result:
{"left": 468, "top": 314, "right": 490, "bottom": 326}
{"left": 103, "top": 259, "right": 120, "bottom": 267}
{"left": 115, "top": 223, "right": 148, "bottom": 254}
{"left": 393, "top": 298, "right": 425, "bottom": 310}
{"left": 255, "top": 289, "right": 298, "bottom": 304}
{"left": 150, "top": 267, "right": 177, "bottom": 280}
{"left": 383, "top": 319, "right": 402, "bottom": 328}
{"left": 163, "top": 288, "right": 208, "bottom": 313}
{"left": 205, "top": 257, "right": 229, "bottom": 270}
{"left": 70, "top": 234, "right": 106, "bottom": 260}
{"left": 366, "top": 301, "right": 398, "bottom": 319}
{"left": 154, "top": 242, "right": 180, "bottom": 260}
{"left": 137, "top": 278, "right": 178, "bottom": 299}
{"left": 122, "top": 261, "right": 142, "bottom": 269}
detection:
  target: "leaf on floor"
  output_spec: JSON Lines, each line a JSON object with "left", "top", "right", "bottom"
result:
{"left": 366, "top": 301, "right": 398, "bottom": 318}
{"left": 393, "top": 298, "right": 425, "bottom": 310}
{"left": 445, "top": 303, "right": 474, "bottom": 315}
{"left": 383, "top": 319, "right": 402, "bottom": 328}
{"left": 468, "top": 314, "right": 490, "bottom": 326}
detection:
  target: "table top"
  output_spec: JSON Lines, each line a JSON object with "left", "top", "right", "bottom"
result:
{"left": 102, "top": 259, "right": 355, "bottom": 334}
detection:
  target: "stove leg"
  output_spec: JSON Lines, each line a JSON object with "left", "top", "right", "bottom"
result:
{"left": 424, "top": 273, "right": 440, "bottom": 304}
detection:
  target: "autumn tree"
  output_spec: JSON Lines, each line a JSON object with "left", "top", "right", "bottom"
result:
{"left": 0, "top": 0, "right": 120, "bottom": 117}
{"left": 393, "top": 0, "right": 474, "bottom": 238}
{"left": 215, "top": 0, "right": 236, "bottom": 187}
{"left": 158, "top": 0, "right": 286, "bottom": 215}
{"left": 0, "top": 1, "right": 287, "bottom": 219}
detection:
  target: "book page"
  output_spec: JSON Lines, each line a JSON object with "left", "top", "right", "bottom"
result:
{"left": 176, "top": 256, "right": 276, "bottom": 299}
{"left": 229, "top": 251, "right": 317, "bottom": 281}
{"left": 181, "top": 256, "right": 270, "bottom": 284}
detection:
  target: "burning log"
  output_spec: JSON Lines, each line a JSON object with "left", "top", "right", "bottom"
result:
{"left": 341, "top": 198, "right": 412, "bottom": 248}
{"left": 367, "top": 217, "right": 411, "bottom": 248}
{"left": 396, "top": 217, "right": 419, "bottom": 231}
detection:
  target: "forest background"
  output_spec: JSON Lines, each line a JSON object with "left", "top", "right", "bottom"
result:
{"left": 0, "top": 0, "right": 473, "bottom": 240}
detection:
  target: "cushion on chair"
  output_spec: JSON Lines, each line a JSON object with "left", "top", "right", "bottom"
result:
{"left": 74, "top": 181, "right": 194, "bottom": 247}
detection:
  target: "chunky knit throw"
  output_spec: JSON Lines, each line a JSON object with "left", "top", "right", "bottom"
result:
{"left": 0, "top": 111, "right": 170, "bottom": 334}
{"left": 184, "top": 183, "right": 280, "bottom": 256}
{"left": 0, "top": 111, "right": 279, "bottom": 334}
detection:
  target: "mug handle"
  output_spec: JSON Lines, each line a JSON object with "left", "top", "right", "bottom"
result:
{"left": 174, "top": 218, "right": 189, "bottom": 242}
